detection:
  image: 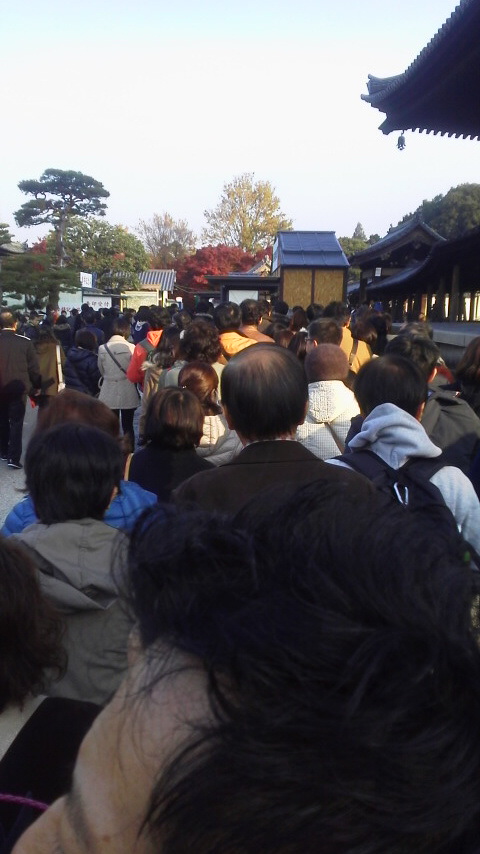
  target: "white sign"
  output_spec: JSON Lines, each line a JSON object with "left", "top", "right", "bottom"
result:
{"left": 80, "top": 272, "right": 93, "bottom": 288}
{"left": 374, "top": 267, "right": 382, "bottom": 278}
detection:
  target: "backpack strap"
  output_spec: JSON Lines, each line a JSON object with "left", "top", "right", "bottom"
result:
{"left": 139, "top": 337, "right": 155, "bottom": 355}
{"left": 348, "top": 338, "right": 359, "bottom": 367}
{"left": 104, "top": 343, "right": 127, "bottom": 374}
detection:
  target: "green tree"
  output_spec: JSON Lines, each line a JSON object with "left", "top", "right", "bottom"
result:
{"left": 15, "top": 168, "right": 109, "bottom": 266}
{"left": 0, "top": 247, "right": 78, "bottom": 309}
{"left": 0, "top": 223, "right": 14, "bottom": 245}
{"left": 137, "top": 212, "right": 196, "bottom": 268}
{"left": 353, "top": 222, "right": 367, "bottom": 241}
{"left": 59, "top": 217, "right": 149, "bottom": 290}
{"left": 397, "top": 184, "right": 480, "bottom": 239}
{"left": 202, "top": 173, "right": 292, "bottom": 253}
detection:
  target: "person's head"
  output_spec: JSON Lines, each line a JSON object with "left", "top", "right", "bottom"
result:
{"left": 112, "top": 316, "right": 132, "bottom": 339}
{"left": 35, "top": 389, "right": 120, "bottom": 440}
{"left": 149, "top": 308, "right": 172, "bottom": 331}
{"left": 152, "top": 326, "right": 181, "bottom": 368}
{"left": 288, "top": 330, "right": 308, "bottom": 363}
{"left": 0, "top": 536, "right": 66, "bottom": 712}
{"left": 195, "top": 299, "right": 212, "bottom": 317}
{"left": 385, "top": 333, "right": 440, "bottom": 381}
{"left": 305, "top": 344, "right": 349, "bottom": 383}
{"left": 178, "top": 361, "right": 221, "bottom": 416}
{"left": 289, "top": 307, "right": 308, "bottom": 332}
{"left": 456, "top": 336, "right": 480, "bottom": 386}
{"left": 82, "top": 309, "right": 96, "bottom": 326}
{"left": 172, "top": 309, "right": 192, "bottom": 332}
{"left": 240, "top": 299, "right": 262, "bottom": 328}
{"left": 74, "top": 329, "right": 97, "bottom": 351}
{"left": 272, "top": 299, "right": 289, "bottom": 316}
{"left": 306, "top": 318, "right": 342, "bottom": 354}
{"left": 143, "top": 387, "right": 204, "bottom": 449}
{"left": 36, "top": 325, "right": 57, "bottom": 345}
{"left": 17, "top": 488, "right": 480, "bottom": 854}
{"left": 0, "top": 311, "right": 16, "bottom": 330}
{"left": 399, "top": 319, "right": 434, "bottom": 339}
{"left": 221, "top": 344, "right": 308, "bottom": 441}
{"left": 273, "top": 328, "right": 294, "bottom": 348}
{"left": 306, "top": 303, "right": 324, "bottom": 322}
{"left": 323, "top": 301, "right": 350, "bottom": 326}
{"left": 214, "top": 302, "right": 241, "bottom": 332}
{"left": 258, "top": 298, "right": 271, "bottom": 318}
{"left": 354, "top": 354, "right": 428, "bottom": 417}
{"left": 25, "top": 423, "right": 123, "bottom": 523}
{"left": 181, "top": 320, "right": 221, "bottom": 364}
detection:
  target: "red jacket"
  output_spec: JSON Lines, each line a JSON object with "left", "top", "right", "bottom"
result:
{"left": 126, "top": 330, "right": 163, "bottom": 386}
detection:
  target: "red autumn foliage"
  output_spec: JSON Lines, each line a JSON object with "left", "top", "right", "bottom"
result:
{"left": 174, "top": 244, "right": 267, "bottom": 293}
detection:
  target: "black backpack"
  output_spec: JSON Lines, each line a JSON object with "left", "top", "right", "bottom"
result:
{"left": 335, "top": 448, "right": 479, "bottom": 566}
{"left": 335, "top": 449, "right": 448, "bottom": 513}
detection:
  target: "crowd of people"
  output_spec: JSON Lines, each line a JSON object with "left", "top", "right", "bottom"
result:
{"left": 2, "top": 296, "right": 480, "bottom": 851}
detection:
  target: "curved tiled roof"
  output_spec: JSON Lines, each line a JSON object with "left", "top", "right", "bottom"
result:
{"left": 362, "top": 0, "right": 480, "bottom": 139}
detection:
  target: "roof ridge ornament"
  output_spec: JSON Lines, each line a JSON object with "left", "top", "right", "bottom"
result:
{"left": 397, "top": 131, "right": 406, "bottom": 150}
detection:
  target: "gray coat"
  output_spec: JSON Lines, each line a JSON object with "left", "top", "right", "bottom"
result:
{"left": 98, "top": 335, "right": 140, "bottom": 409}
{"left": 12, "top": 519, "right": 132, "bottom": 705}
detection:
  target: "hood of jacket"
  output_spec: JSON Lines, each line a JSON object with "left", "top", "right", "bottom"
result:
{"left": 306, "top": 381, "right": 359, "bottom": 424}
{"left": 12, "top": 519, "right": 127, "bottom": 614}
{"left": 348, "top": 403, "right": 442, "bottom": 468}
{"left": 67, "top": 347, "right": 97, "bottom": 367}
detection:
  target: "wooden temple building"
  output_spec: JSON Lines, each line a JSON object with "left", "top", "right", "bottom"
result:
{"left": 360, "top": 0, "right": 480, "bottom": 322}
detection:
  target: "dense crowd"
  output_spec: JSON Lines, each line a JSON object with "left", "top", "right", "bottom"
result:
{"left": 2, "top": 296, "right": 480, "bottom": 852}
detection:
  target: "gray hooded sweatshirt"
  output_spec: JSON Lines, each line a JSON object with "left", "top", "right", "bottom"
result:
{"left": 328, "top": 402, "right": 480, "bottom": 554}
{"left": 12, "top": 519, "right": 132, "bottom": 706}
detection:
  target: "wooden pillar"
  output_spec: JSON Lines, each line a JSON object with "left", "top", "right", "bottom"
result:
{"left": 448, "top": 265, "right": 460, "bottom": 322}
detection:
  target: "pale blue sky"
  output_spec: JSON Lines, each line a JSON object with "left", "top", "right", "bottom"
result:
{"left": 2, "top": 0, "right": 477, "bottom": 248}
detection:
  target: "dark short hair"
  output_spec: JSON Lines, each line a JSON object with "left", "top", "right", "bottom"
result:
{"left": 113, "top": 316, "right": 132, "bottom": 337}
{"left": 306, "top": 303, "right": 324, "bottom": 322}
{"left": 221, "top": 344, "right": 307, "bottom": 440}
{"left": 272, "top": 299, "right": 289, "bottom": 316}
{"left": 214, "top": 302, "right": 241, "bottom": 332}
{"left": 323, "top": 301, "right": 349, "bottom": 325}
{"left": 308, "top": 318, "right": 342, "bottom": 346}
{"left": 150, "top": 308, "right": 172, "bottom": 331}
{"left": 144, "top": 387, "right": 204, "bottom": 449}
{"left": 75, "top": 329, "right": 97, "bottom": 350}
{"left": 354, "top": 354, "right": 428, "bottom": 416}
{"left": 0, "top": 537, "right": 66, "bottom": 711}
{"left": 385, "top": 334, "right": 440, "bottom": 379}
{"left": 240, "top": 299, "right": 262, "bottom": 327}
{"left": 26, "top": 423, "right": 123, "bottom": 523}
{"left": 181, "top": 320, "right": 221, "bottom": 364}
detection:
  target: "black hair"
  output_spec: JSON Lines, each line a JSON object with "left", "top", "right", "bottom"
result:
{"left": 272, "top": 299, "right": 289, "bottom": 316}
{"left": 74, "top": 329, "right": 97, "bottom": 350}
{"left": 150, "top": 308, "right": 172, "bottom": 331}
{"left": 240, "top": 299, "right": 262, "bottom": 327}
{"left": 307, "top": 318, "right": 342, "bottom": 346}
{"left": 181, "top": 320, "right": 221, "bottom": 364}
{"left": 323, "top": 301, "right": 349, "bottom": 325}
{"left": 214, "top": 302, "right": 241, "bottom": 332}
{"left": 25, "top": 423, "right": 123, "bottom": 523}
{"left": 306, "top": 303, "right": 324, "bottom": 322}
{"left": 354, "top": 354, "right": 428, "bottom": 416}
{"left": 221, "top": 344, "right": 307, "bottom": 440}
{"left": 385, "top": 333, "right": 440, "bottom": 379}
{"left": 113, "top": 316, "right": 132, "bottom": 337}
{"left": 127, "top": 482, "right": 480, "bottom": 853}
